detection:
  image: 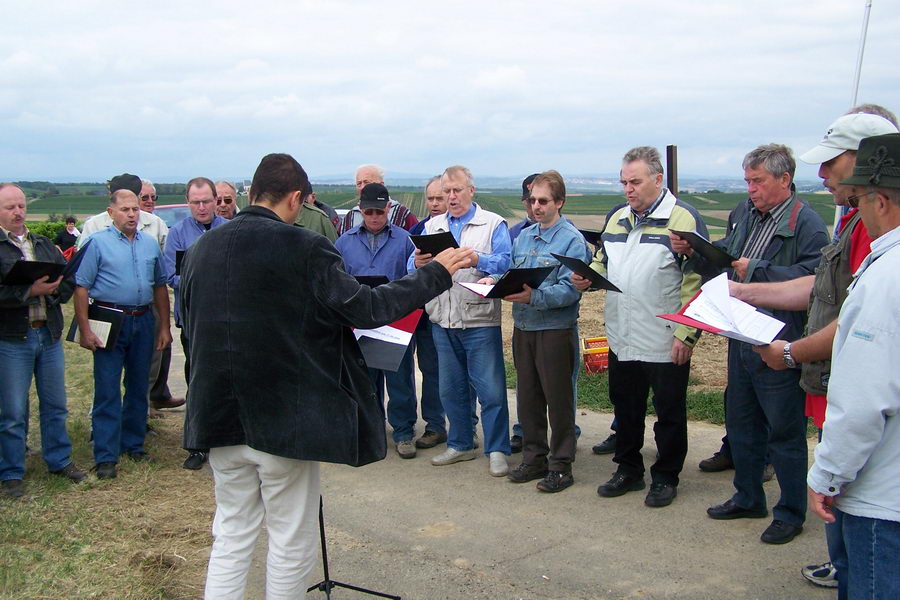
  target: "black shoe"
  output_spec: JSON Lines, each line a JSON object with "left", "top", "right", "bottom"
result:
{"left": 182, "top": 451, "right": 208, "bottom": 470}
{"left": 761, "top": 519, "right": 803, "bottom": 544}
{"left": 510, "top": 435, "right": 523, "bottom": 454}
{"left": 126, "top": 451, "right": 154, "bottom": 463}
{"left": 414, "top": 430, "right": 447, "bottom": 449}
{"left": 507, "top": 463, "right": 548, "bottom": 483}
{"left": 706, "top": 498, "right": 768, "bottom": 520}
{"left": 699, "top": 451, "right": 733, "bottom": 472}
{"left": 150, "top": 396, "right": 186, "bottom": 410}
{"left": 95, "top": 462, "right": 117, "bottom": 479}
{"left": 0, "top": 479, "right": 27, "bottom": 499}
{"left": 597, "top": 471, "right": 645, "bottom": 497}
{"left": 591, "top": 433, "right": 617, "bottom": 455}
{"left": 50, "top": 463, "right": 87, "bottom": 483}
{"left": 537, "top": 471, "right": 573, "bottom": 493}
{"left": 645, "top": 482, "right": 677, "bottom": 507}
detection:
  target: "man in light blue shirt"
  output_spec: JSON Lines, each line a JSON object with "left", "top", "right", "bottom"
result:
{"left": 74, "top": 189, "right": 172, "bottom": 480}
{"left": 164, "top": 176, "right": 228, "bottom": 470}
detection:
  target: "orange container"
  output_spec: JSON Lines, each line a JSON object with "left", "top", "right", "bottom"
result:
{"left": 582, "top": 336, "right": 609, "bottom": 374}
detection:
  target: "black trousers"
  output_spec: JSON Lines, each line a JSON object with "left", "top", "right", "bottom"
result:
{"left": 608, "top": 350, "right": 690, "bottom": 485}
{"left": 513, "top": 328, "right": 577, "bottom": 473}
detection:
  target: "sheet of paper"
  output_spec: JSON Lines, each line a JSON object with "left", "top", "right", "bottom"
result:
{"left": 353, "top": 324, "right": 413, "bottom": 346}
{"left": 672, "top": 273, "right": 786, "bottom": 345}
{"left": 458, "top": 282, "right": 493, "bottom": 297}
{"left": 74, "top": 319, "right": 111, "bottom": 346}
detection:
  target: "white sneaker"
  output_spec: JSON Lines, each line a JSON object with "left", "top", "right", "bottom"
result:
{"left": 489, "top": 452, "right": 509, "bottom": 477}
{"left": 801, "top": 561, "right": 838, "bottom": 588}
{"left": 431, "top": 448, "right": 476, "bottom": 466}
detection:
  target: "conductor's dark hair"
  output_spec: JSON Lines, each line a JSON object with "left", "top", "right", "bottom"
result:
{"left": 250, "top": 153, "right": 310, "bottom": 205}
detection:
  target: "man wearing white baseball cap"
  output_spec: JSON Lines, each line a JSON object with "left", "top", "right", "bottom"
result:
{"left": 720, "top": 104, "right": 897, "bottom": 586}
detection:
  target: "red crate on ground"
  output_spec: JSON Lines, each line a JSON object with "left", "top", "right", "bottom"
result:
{"left": 582, "top": 336, "right": 609, "bottom": 374}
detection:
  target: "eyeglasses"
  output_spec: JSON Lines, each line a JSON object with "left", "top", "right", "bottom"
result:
{"left": 847, "top": 190, "right": 877, "bottom": 208}
{"left": 362, "top": 208, "right": 386, "bottom": 216}
{"left": 188, "top": 199, "right": 216, "bottom": 207}
{"left": 140, "top": 194, "right": 157, "bottom": 202}
{"left": 528, "top": 197, "right": 554, "bottom": 206}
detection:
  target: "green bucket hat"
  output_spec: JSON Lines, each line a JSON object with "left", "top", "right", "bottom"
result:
{"left": 839, "top": 133, "right": 900, "bottom": 189}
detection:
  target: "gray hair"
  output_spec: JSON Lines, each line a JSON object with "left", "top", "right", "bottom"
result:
{"left": 622, "top": 146, "right": 663, "bottom": 176}
{"left": 140, "top": 178, "right": 156, "bottom": 192}
{"left": 442, "top": 165, "right": 475, "bottom": 187}
{"left": 742, "top": 144, "right": 796, "bottom": 180}
{"left": 355, "top": 164, "right": 385, "bottom": 181}
{"left": 423, "top": 175, "right": 442, "bottom": 199}
{"left": 847, "top": 104, "right": 898, "bottom": 128}
{"left": 215, "top": 180, "right": 237, "bottom": 195}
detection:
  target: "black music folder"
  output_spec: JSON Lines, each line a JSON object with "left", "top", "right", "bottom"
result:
{"left": 668, "top": 230, "right": 736, "bottom": 269}
{"left": 550, "top": 253, "right": 622, "bottom": 293}
{"left": 409, "top": 231, "right": 459, "bottom": 256}
{"left": 66, "top": 303, "right": 124, "bottom": 349}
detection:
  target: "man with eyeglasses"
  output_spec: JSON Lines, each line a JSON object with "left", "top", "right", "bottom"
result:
{"left": 806, "top": 132, "right": 900, "bottom": 600}
{"left": 409, "top": 165, "right": 513, "bottom": 477}
{"left": 164, "top": 177, "right": 229, "bottom": 470}
{"left": 688, "top": 106, "right": 897, "bottom": 586}
{"left": 335, "top": 183, "right": 420, "bottom": 458}
{"left": 137, "top": 178, "right": 186, "bottom": 413}
{"left": 573, "top": 146, "right": 707, "bottom": 508}
{"left": 336, "top": 164, "right": 419, "bottom": 235}
{"left": 214, "top": 181, "right": 238, "bottom": 220}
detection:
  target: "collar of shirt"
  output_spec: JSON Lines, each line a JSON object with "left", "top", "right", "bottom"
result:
{"left": 533, "top": 217, "right": 566, "bottom": 242}
{"left": 749, "top": 195, "right": 792, "bottom": 224}
{"left": 0, "top": 225, "right": 30, "bottom": 244}
{"left": 631, "top": 189, "right": 666, "bottom": 224}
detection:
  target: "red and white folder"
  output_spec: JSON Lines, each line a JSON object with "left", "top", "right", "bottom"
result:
{"left": 658, "top": 274, "right": 785, "bottom": 346}
{"left": 353, "top": 309, "right": 423, "bottom": 372}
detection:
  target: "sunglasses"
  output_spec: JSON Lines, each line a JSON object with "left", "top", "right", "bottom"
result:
{"left": 528, "top": 196, "right": 554, "bottom": 206}
{"left": 362, "top": 208, "right": 386, "bottom": 216}
{"left": 847, "top": 190, "right": 876, "bottom": 208}
{"left": 140, "top": 194, "right": 157, "bottom": 202}
{"left": 219, "top": 196, "right": 234, "bottom": 205}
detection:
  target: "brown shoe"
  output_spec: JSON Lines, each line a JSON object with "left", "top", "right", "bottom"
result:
{"left": 151, "top": 397, "right": 185, "bottom": 410}
{"left": 50, "top": 463, "right": 87, "bottom": 483}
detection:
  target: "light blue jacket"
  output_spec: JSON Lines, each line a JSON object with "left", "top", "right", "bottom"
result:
{"left": 808, "top": 224, "right": 900, "bottom": 522}
{"left": 507, "top": 218, "right": 590, "bottom": 331}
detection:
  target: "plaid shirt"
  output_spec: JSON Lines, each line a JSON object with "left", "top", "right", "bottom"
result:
{"left": 1, "top": 227, "right": 47, "bottom": 322}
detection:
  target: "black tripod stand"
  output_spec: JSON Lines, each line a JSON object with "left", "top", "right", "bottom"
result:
{"left": 306, "top": 496, "right": 401, "bottom": 599}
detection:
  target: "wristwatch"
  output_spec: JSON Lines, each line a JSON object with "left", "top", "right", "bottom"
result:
{"left": 782, "top": 343, "right": 797, "bottom": 368}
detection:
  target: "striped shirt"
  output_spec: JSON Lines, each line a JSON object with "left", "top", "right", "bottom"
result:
{"left": 740, "top": 196, "right": 792, "bottom": 261}
{"left": 2, "top": 227, "right": 47, "bottom": 322}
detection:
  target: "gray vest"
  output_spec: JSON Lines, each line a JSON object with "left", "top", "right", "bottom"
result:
{"left": 801, "top": 210, "right": 862, "bottom": 395}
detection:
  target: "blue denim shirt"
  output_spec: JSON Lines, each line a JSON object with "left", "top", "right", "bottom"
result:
{"left": 507, "top": 218, "right": 590, "bottom": 331}
{"left": 74, "top": 225, "right": 166, "bottom": 305}
{"left": 164, "top": 215, "right": 229, "bottom": 326}
{"left": 335, "top": 224, "right": 415, "bottom": 282}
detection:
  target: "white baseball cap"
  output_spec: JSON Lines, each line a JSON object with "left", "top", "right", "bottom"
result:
{"left": 800, "top": 113, "right": 899, "bottom": 164}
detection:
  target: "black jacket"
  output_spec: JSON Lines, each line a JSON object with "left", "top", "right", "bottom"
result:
{"left": 180, "top": 205, "right": 452, "bottom": 466}
{"left": 0, "top": 230, "right": 73, "bottom": 342}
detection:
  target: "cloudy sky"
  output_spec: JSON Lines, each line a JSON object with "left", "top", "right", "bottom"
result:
{"left": 2, "top": 1, "right": 898, "bottom": 183}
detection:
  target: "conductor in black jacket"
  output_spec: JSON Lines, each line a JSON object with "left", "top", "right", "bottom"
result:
{"left": 180, "top": 153, "right": 474, "bottom": 599}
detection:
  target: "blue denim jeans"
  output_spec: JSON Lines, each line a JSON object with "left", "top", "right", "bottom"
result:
{"left": 826, "top": 508, "right": 848, "bottom": 598}
{"left": 725, "top": 341, "right": 807, "bottom": 526}
{"left": 369, "top": 343, "right": 418, "bottom": 443}
{"left": 513, "top": 324, "right": 581, "bottom": 440}
{"left": 431, "top": 325, "right": 510, "bottom": 454}
{"left": 414, "top": 315, "right": 446, "bottom": 435}
{"left": 0, "top": 326, "right": 72, "bottom": 479}
{"left": 836, "top": 507, "right": 900, "bottom": 600}
{"left": 91, "top": 311, "right": 154, "bottom": 464}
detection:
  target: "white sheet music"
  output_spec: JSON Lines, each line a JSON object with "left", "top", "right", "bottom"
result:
{"left": 682, "top": 274, "right": 785, "bottom": 345}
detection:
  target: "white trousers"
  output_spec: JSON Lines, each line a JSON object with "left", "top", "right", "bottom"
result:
{"left": 205, "top": 445, "right": 321, "bottom": 600}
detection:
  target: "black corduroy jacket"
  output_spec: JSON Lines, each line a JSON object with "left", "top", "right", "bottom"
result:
{"left": 180, "top": 205, "right": 451, "bottom": 466}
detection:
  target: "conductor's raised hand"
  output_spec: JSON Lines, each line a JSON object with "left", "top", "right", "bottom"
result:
{"left": 433, "top": 247, "right": 476, "bottom": 276}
